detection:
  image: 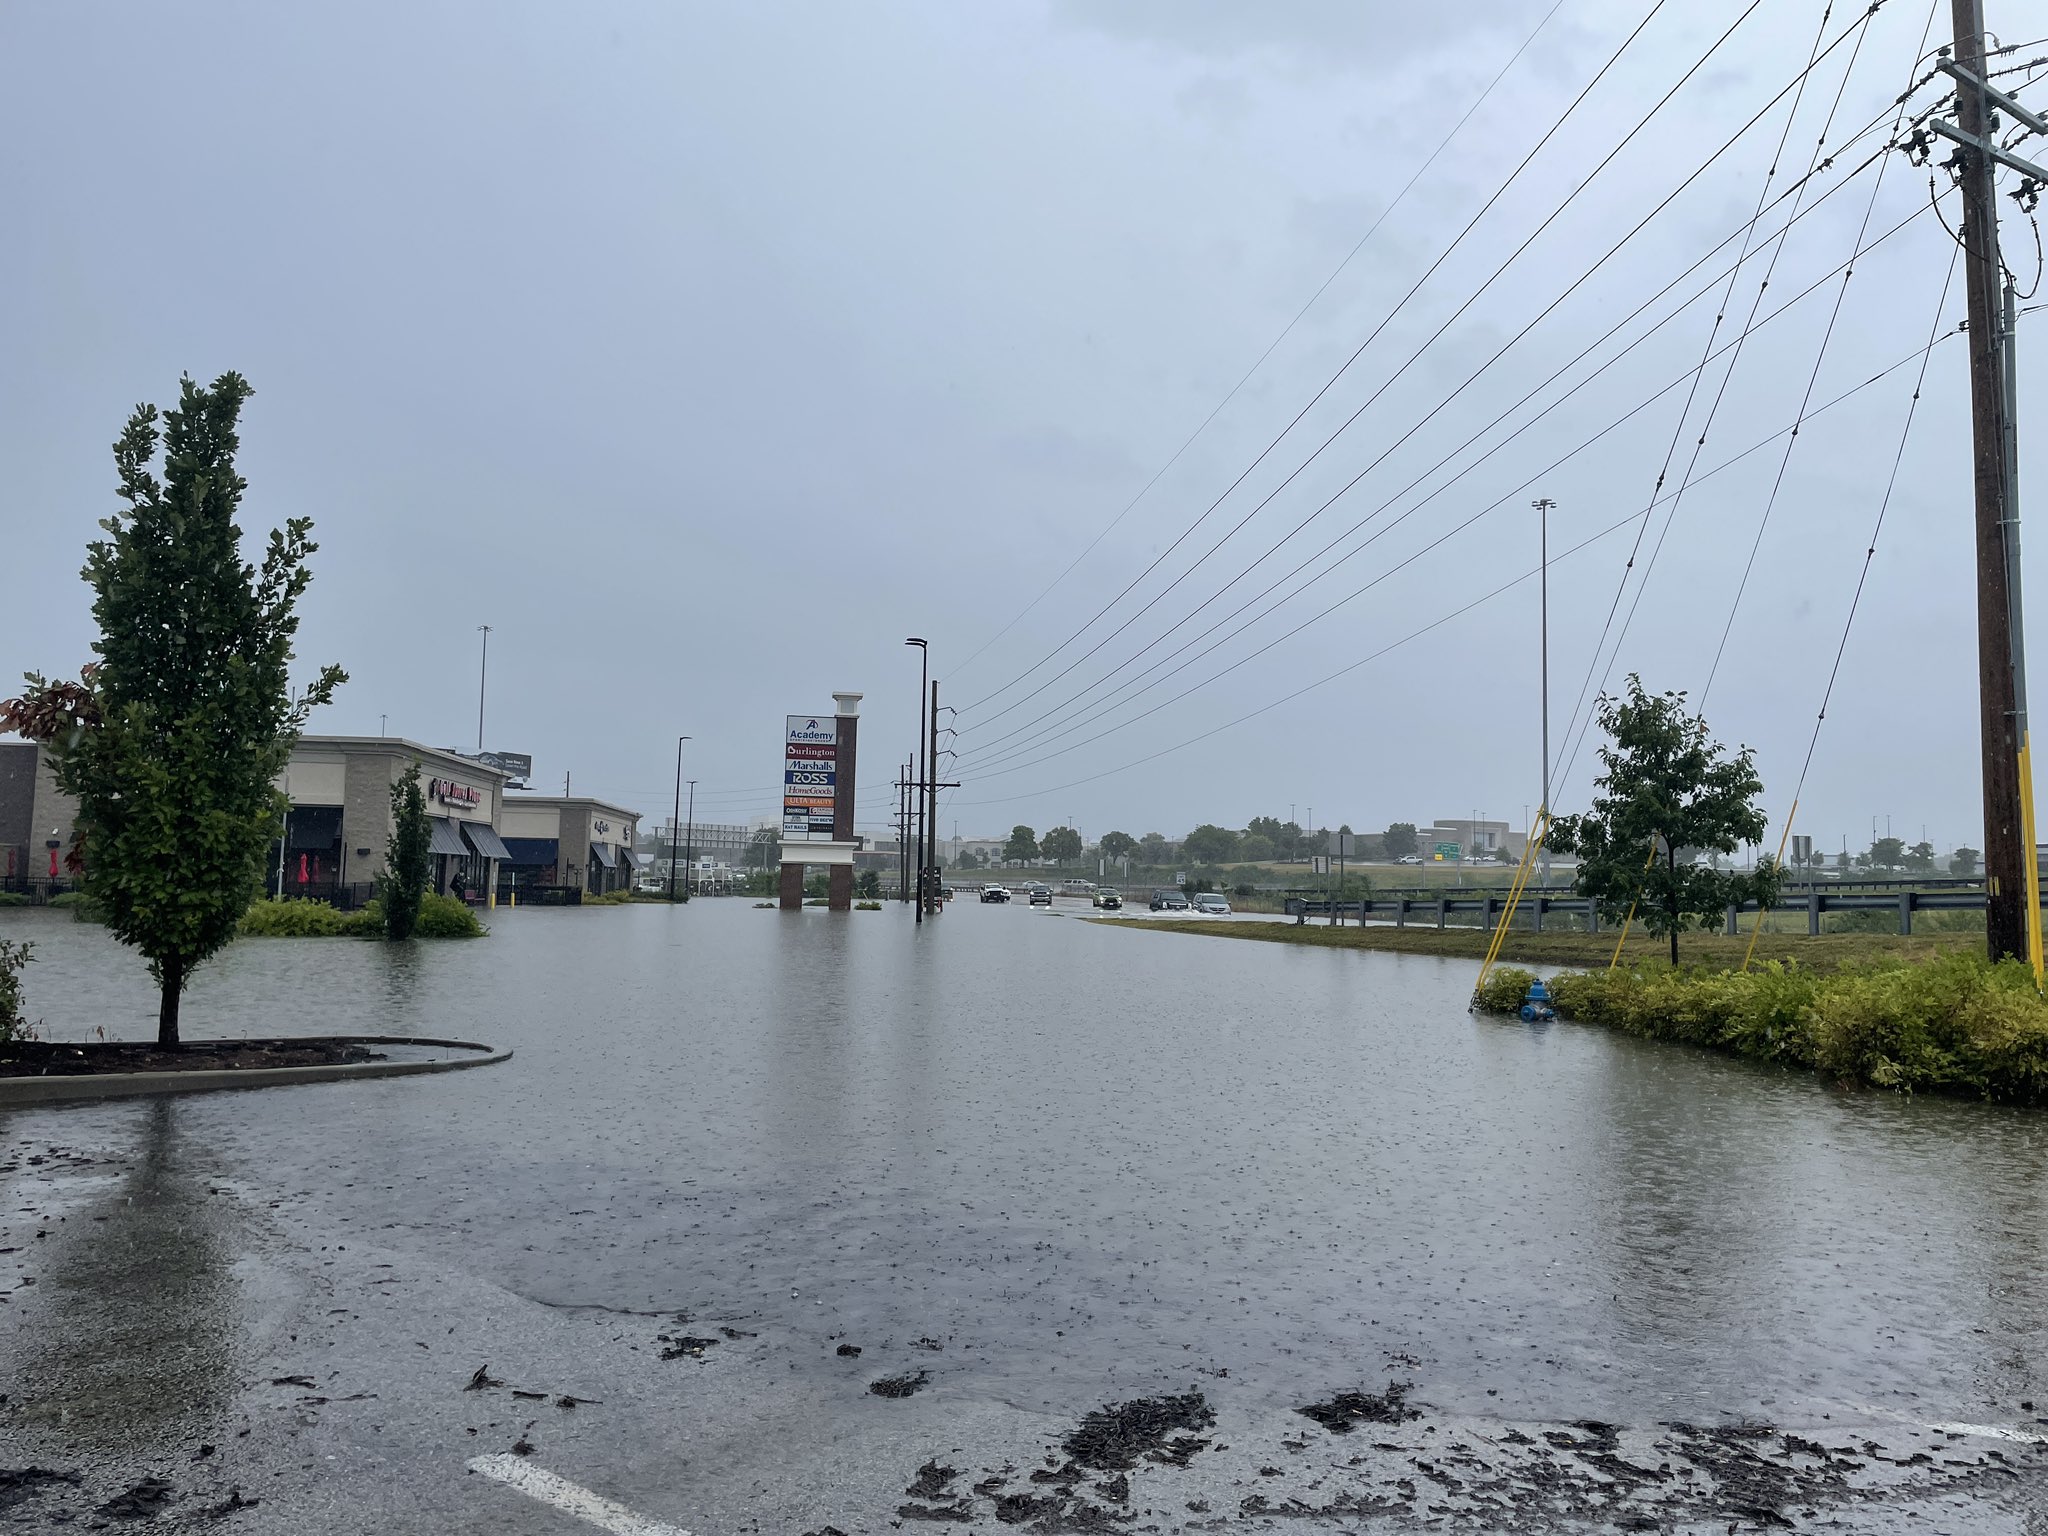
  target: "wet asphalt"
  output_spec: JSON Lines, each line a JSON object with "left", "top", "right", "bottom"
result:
{"left": 1, "top": 898, "right": 2045, "bottom": 1532}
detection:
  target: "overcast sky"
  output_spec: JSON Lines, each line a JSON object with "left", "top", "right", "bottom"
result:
{"left": 4, "top": 1, "right": 2041, "bottom": 855}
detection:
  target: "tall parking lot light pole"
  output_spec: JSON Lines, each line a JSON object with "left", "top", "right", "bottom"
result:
{"left": 670, "top": 736, "right": 690, "bottom": 902}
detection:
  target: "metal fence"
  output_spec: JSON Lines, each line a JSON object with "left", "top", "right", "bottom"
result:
{"left": 1282, "top": 886, "right": 2013, "bottom": 936}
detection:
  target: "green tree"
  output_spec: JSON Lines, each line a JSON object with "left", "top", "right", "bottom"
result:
{"left": 747, "top": 826, "right": 781, "bottom": 870}
{"left": 856, "top": 869, "right": 881, "bottom": 898}
{"left": 1383, "top": 822, "right": 1419, "bottom": 859}
{"left": 1951, "top": 845, "right": 1981, "bottom": 877}
{"left": 1861, "top": 836, "right": 1906, "bottom": 873}
{"left": 1041, "top": 825, "right": 1083, "bottom": 864}
{"left": 1904, "top": 839, "right": 1936, "bottom": 875}
{"left": 6, "top": 375, "right": 344, "bottom": 1045}
{"left": 1547, "top": 676, "right": 1779, "bottom": 967}
{"left": 1139, "top": 832, "right": 1170, "bottom": 864}
{"left": 1182, "top": 823, "right": 1241, "bottom": 864}
{"left": 1097, "top": 830, "right": 1139, "bottom": 863}
{"left": 1238, "top": 833, "right": 1276, "bottom": 862}
{"left": 381, "top": 764, "right": 432, "bottom": 939}
{"left": 1004, "top": 824, "right": 1039, "bottom": 864}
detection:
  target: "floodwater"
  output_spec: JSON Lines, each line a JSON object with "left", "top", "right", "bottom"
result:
{"left": 4, "top": 897, "right": 2046, "bottom": 1435}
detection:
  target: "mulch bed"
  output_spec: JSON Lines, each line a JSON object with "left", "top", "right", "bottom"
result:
{"left": 0, "top": 1039, "right": 385, "bottom": 1079}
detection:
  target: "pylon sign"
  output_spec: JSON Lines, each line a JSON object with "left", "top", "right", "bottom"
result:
{"left": 783, "top": 715, "right": 837, "bottom": 836}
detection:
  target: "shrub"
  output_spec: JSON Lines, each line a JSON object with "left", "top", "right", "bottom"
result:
{"left": 414, "top": 891, "right": 487, "bottom": 938}
{"left": 1472, "top": 966, "right": 1539, "bottom": 1014}
{"left": 239, "top": 897, "right": 370, "bottom": 937}
{"left": 1531, "top": 951, "right": 2048, "bottom": 1103}
{"left": 0, "top": 937, "right": 32, "bottom": 1043}
{"left": 50, "top": 890, "right": 105, "bottom": 922}
{"left": 0, "top": 891, "right": 28, "bottom": 907}
{"left": 855, "top": 900, "right": 881, "bottom": 910}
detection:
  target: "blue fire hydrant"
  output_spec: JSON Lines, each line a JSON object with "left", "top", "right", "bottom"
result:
{"left": 1520, "top": 978, "right": 1556, "bottom": 1023}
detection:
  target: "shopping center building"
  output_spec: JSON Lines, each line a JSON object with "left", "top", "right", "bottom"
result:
{"left": 275, "top": 736, "right": 512, "bottom": 904}
{"left": 498, "top": 795, "right": 641, "bottom": 896}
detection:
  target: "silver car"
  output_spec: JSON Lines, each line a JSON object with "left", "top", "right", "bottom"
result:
{"left": 1191, "top": 892, "right": 1232, "bottom": 915}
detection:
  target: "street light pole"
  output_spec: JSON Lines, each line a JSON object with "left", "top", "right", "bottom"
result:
{"left": 1532, "top": 499, "right": 1555, "bottom": 891}
{"left": 476, "top": 625, "right": 492, "bottom": 752}
{"left": 906, "top": 638, "right": 928, "bottom": 925}
{"left": 684, "top": 779, "right": 696, "bottom": 902}
{"left": 670, "top": 736, "right": 690, "bottom": 902}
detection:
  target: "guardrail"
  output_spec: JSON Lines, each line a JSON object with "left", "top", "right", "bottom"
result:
{"left": 1281, "top": 887, "right": 2012, "bottom": 936}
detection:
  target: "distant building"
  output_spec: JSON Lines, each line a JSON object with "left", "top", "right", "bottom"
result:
{"left": 0, "top": 739, "right": 78, "bottom": 888}
{"left": 1419, "top": 818, "right": 1526, "bottom": 863}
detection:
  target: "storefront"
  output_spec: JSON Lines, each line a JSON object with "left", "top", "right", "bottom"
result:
{"left": 0, "top": 739, "right": 80, "bottom": 893}
{"left": 496, "top": 795, "right": 640, "bottom": 897}
{"left": 273, "top": 737, "right": 509, "bottom": 907}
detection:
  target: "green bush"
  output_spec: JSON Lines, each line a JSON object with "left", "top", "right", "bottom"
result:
{"left": 0, "top": 891, "right": 28, "bottom": 907}
{"left": 415, "top": 891, "right": 487, "bottom": 937}
{"left": 1472, "top": 966, "right": 1539, "bottom": 1014}
{"left": 0, "top": 937, "right": 32, "bottom": 1043}
{"left": 855, "top": 900, "right": 882, "bottom": 910}
{"left": 240, "top": 897, "right": 378, "bottom": 937}
{"left": 1516, "top": 952, "right": 2048, "bottom": 1103}
{"left": 47, "top": 889, "right": 86, "bottom": 907}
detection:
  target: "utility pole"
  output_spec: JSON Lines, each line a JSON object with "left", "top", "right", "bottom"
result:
{"left": 1933, "top": 0, "right": 2047, "bottom": 962}
{"left": 907, "top": 639, "right": 928, "bottom": 924}
{"left": 669, "top": 735, "right": 689, "bottom": 902}
{"left": 1533, "top": 498, "right": 1555, "bottom": 891}
{"left": 927, "top": 679, "right": 941, "bottom": 913}
{"left": 684, "top": 780, "right": 696, "bottom": 902}
{"left": 476, "top": 624, "right": 492, "bottom": 752}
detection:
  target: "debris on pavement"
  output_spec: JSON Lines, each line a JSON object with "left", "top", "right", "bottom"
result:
{"left": 869, "top": 1370, "right": 930, "bottom": 1398}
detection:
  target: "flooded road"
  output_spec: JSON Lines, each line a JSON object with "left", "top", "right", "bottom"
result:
{"left": 3, "top": 898, "right": 2044, "bottom": 1531}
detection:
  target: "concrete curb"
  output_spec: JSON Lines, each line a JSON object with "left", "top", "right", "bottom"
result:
{"left": 0, "top": 1035, "right": 512, "bottom": 1107}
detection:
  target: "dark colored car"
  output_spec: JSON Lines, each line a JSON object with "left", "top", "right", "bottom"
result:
{"left": 1149, "top": 889, "right": 1190, "bottom": 911}
{"left": 1028, "top": 884, "right": 1053, "bottom": 906}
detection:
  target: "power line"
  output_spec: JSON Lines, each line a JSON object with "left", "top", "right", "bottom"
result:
{"left": 957, "top": 0, "right": 1677, "bottom": 717}
{"left": 953, "top": 325, "right": 1954, "bottom": 803}
{"left": 961, "top": 0, "right": 1898, "bottom": 758}
{"left": 959, "top": 183, "right": 1931, "bottom": 783}
{"left": 948, "top": 0, "right": 1569, "bottom": 682}
{"left": 958, "top": 97, "right": 1915, "bottom": 774}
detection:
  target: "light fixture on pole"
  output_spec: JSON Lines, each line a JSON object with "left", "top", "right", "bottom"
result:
{"left": 670, "top": 736, "right": 690, "bottom": 903}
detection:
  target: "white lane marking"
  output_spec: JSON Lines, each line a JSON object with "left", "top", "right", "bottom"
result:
{"left": 1915, "top": 1419, "right": 2048, "bottom": 1445}
{"left": 469, "top": 1454, "right": 693, "bottom": 1535}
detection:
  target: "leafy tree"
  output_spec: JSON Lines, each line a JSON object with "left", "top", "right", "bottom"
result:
{"left": 1951, "top": 845, "right": 1981, "bottom": 877}
{"left": 1904, "top": 840, "right": 1936, "bottom": 875}
{"left": 3, "top": 375, "right": 344, "bottom": 1046}
{"left": 1182, "top": 824, "right": 1241, "bottom": 864}
{"left": 1547, "top": 676, "right": 1779, "bottom": 966}
{"left": 1244, "top": 815, "right": 1298, "bottom": 859}
{"left": 1098, "top": 830, "right": 1139, "bottom": 863}
{"left": 1383, "top": 822, "right": 1419, "bottom": 859}
{"left": 1492, "top": 845, "right": 1514, "bottom": 863}
{"left": 1041, "top": 826, "right": 1083, "bottom": 864}
{"left": 856, "top": 869, "right": 881, "bottom": 898}
{"left": 1004, "top": 824, "right": 1039, "bottom": 864}
{"left": 747, "top": 826, "right": 781, "bottom": 869}
{"left": 1238, "top": 833, "right": 1276, "bottom": 863}
{"left": 1836, "top": 849, "right": 1850, "bottom": 873}
{"left": 1139, "top": 832, "right": 1170, "bottom": 864}
{"left": 1861, "top": 836, "right": 1906, "bottom": 873}
{"left": 381, "top": 764, "right": 432, "bottom": 939}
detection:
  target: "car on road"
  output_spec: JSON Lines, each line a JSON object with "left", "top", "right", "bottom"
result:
{"left": 1091, "top": 888, "right": 1122, "bottom": 910}
{"left": 1149, "top": 888, "right": 1191, "bottom": 911}
{"left": 981, "top": 885, "right": 1011, "bottom": 903}
{"left": 1027, "top": 883, "right": 1053, "bottom": 906}
{"left": 1396, "top": 853, "right": 1423, "bottom": 865}
{"left": 1191, "top": 892, "right": 1232, "bottom": 915}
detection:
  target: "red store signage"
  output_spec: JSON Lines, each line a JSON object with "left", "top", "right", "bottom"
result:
{"left": 430, "top": 777, "right": 481, "bottom": 808}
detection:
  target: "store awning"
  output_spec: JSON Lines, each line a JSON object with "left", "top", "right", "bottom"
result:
{"left": 287, "top": 806, "right": 343, "bottom": 849}
{"left": 618, "top": 848, "right": 639, "bottom": 870}
{"left": 501, "top": 837, "right": 559, "bottom": 866}
{"left": 460, "top": 822, "right": 513, "bottom": 861}
{"left": 428, "top": 817, "right": 470, "bottom": 857}
{"left": 590, "top": 842, "right": 616, "bottom": 868}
